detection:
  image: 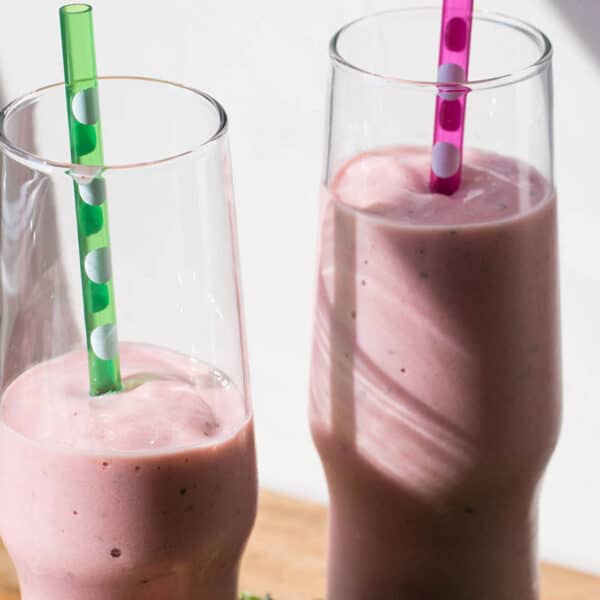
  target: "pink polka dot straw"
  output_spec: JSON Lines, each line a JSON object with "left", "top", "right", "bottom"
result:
{"left": 430, "top": 0, "right": 474, "bottom": 195}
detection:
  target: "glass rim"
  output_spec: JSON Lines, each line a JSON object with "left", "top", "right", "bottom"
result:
{"left": 330, "top": 7, "right": 553, "bottom": 91}
{"left": 0, "top": 75, "right": 228, "bottom": 174}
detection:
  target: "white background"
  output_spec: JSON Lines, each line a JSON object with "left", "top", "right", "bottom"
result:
{"left": 1, "top": 0, "right": 598, "bottom": 575}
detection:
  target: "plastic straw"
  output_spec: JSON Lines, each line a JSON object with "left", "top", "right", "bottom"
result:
{"left": 60, "top": 4, "right": 122, "bottom": 395}
{"left": 429, "top": 0, "right": 474, "bottom": 195}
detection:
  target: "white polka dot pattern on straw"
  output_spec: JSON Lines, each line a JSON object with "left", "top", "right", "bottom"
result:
{"left": 72, "top": 88, "right": 100, "bottom": 125}
{"left": 438, "top": 63, "right": 466, "bottom": 100}
{"left": 90, "top": 323, "right": 119, "bottom": 360}
{"left": 429, "top": 0, "right": 474, "bottom": 195}
{"left": 432, "top": 141, "right": 461, "bottom": 178}
{"left": 84, "top": 247, "right": 112, "bottom": 284}
{"left": 72, "top": 84, "right": 119, "bottom": 366}
{"left": 61, "top": 5, "right": 122, "bottom": 393}
{"left": 78, "top": 177, "right": 106, "bottom": 206}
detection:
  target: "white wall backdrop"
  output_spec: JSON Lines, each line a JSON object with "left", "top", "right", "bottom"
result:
{"left": 0, "top": 0, "right": 598, "bottom": 575}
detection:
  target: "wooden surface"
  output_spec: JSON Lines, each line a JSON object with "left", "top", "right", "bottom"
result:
{"left": 241, "top": 491, "right": 600, "bottom": 600}
{"left": 0, "top": 490, "right": 598, "bottom": 599}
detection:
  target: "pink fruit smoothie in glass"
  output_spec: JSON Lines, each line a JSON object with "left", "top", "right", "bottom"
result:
{"left": 0, "top": 342, "right": 257, "bottom": 600}
{"left": 310, "top": 147, "right": 561, "bottom": 599}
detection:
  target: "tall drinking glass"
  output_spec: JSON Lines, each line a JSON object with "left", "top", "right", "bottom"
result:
{"left": 0, "top": 77, "right": 257, "bottom": 600}
{"left": 309, "top": 7, "right": 560, "bottom": 599}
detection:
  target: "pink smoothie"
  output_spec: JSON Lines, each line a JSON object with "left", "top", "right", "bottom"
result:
{"left": 310, "top": 147, "right": 561, "bottom": 599}
{"left": 0, "top": 343, "right": 257, "bottom": 600}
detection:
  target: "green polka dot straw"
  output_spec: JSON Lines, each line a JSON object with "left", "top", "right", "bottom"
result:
{"left": 60, "top": 4, "right": 122, "bottom": 395}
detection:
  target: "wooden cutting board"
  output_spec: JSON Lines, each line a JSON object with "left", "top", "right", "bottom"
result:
{"left": 0, "top": 490, "right": 597, "bottom": 599}
{"left": 240, "top": 491, "right": 600, "bottom": 600}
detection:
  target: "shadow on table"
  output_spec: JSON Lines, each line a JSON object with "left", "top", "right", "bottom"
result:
{"left": 549, "top": 0, "right": 600, "bottom": 63}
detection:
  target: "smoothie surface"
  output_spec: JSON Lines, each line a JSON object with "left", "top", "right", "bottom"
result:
{"left": 331, "top": 146, "right": 552, "bottom": 226}
{"left": 1, "top": 343, "right": 247, "bottom": 452}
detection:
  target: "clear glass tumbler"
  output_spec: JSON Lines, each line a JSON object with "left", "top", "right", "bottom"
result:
{"left": 309, "top": 7, "right": 561, "bottom": 599}
{"left": 0, "top": 77, "right": 257, "bottom": 600}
